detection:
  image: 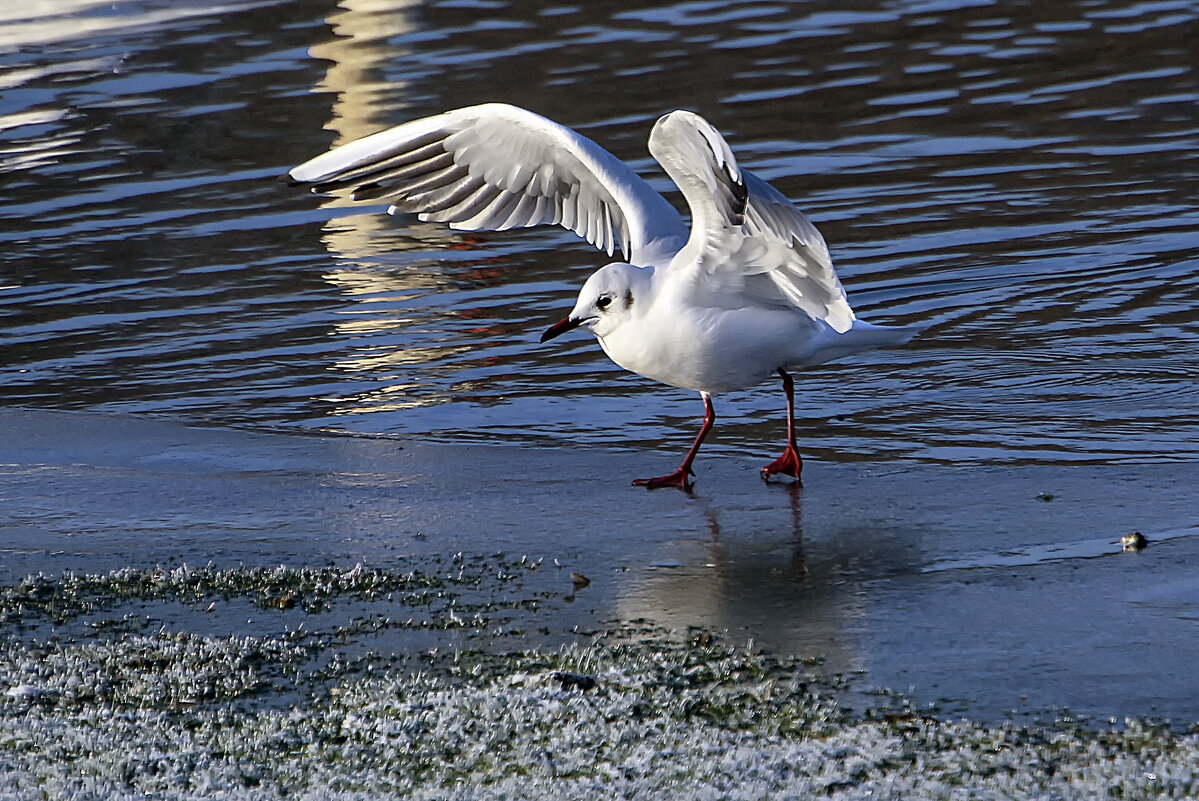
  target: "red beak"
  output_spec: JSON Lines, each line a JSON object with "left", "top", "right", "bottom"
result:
{"left": 540, "top": 316, "right": 582, "bottom": 343}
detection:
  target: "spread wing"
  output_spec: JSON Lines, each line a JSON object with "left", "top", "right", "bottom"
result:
{"left": 647, "top": 110, "right": 855, "bottom": 333}
{"left": 288, "top": 103, "right": 687, "bottom": 266}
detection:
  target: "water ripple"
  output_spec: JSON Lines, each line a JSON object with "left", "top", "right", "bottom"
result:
{"left": 1, "top": 0, "right": 1197, "bottom": 463}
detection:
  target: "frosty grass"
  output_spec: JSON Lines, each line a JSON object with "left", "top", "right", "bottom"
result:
{"left": 1, "top": 562, "right": 1195, "bottom": 799}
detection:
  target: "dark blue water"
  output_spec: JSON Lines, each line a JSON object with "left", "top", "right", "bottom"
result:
{"left": 3, "top": 0, "right": 1198, "bottom": 464}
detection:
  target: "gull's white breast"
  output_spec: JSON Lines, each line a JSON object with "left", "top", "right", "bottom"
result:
{"left": 596, "top": 300, "right": 827, "bottom": 395}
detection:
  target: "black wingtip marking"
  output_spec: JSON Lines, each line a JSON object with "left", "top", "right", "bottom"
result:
{"left": 728, "top": 164, "right": 748, "bottom": 225}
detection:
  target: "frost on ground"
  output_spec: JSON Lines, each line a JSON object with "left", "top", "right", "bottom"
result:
{"left": 0, "top": 565, "right": 1196, "bottom": 800}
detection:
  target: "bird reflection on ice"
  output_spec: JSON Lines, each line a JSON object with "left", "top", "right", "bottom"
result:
{"left": 615, "top": 485, "right": 869, "bottom": 677}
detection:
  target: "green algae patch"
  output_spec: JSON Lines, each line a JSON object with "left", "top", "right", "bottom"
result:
{"left": 0, "top": 560, "right": 497, "bottom": 624}
{"left": 1, "top": 565, "right": 1197, "bottom": 799}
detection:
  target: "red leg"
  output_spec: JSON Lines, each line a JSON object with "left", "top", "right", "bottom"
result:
{"left": 634, "top": 393, "right": 715, "bottom": 491}
{"left": 761, "top": 369, "right": 803, "bottom": 483}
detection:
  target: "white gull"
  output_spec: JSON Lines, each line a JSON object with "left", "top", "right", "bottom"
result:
{"left": 289, "top": 103, "right": 913, "bottom": 490}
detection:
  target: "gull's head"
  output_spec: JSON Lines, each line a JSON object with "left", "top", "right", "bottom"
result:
{"left": 541, "top": 262, "right": 644, "bottom": 343}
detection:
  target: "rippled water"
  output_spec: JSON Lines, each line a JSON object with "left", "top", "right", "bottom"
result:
{"left": 3, "top": 0, "right": 1197, "bottom": 464}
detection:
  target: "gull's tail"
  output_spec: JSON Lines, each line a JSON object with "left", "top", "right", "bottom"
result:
{"left": 798, "top": 319, "right": 919, "bottom": 367}
{"left": 841, "top": 319, "right": 919, "bottom": 347}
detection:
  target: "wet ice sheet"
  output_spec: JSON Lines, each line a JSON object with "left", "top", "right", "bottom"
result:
{"left": 4, "top": 408, "right": 1198, "bottom": 724}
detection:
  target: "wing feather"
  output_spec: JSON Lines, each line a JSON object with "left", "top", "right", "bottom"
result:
{"left": 289, "top": 103, "right": 687, "bottom": 265}
{"left": 421, "top": 183, "right": 500, "bottom": 223}
{"left": 648, "top": 110, "right": 855, "bottom": 332}
{"left": 416, "top": 174, "right": 486, "bottom": 215}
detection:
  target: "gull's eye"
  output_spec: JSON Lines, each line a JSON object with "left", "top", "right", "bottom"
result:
{"left": 596, "top": 295, "right": 612, "bottom": 310}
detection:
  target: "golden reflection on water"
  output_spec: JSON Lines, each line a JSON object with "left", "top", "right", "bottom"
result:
{"left": 309, "top": 0, "right": 419, "bottom": 146}
{"left": 305, "top": 0, "right": 483, "bottom": 415}
{"left": 305, "top": 0, "right": 429, "bottom": 273}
